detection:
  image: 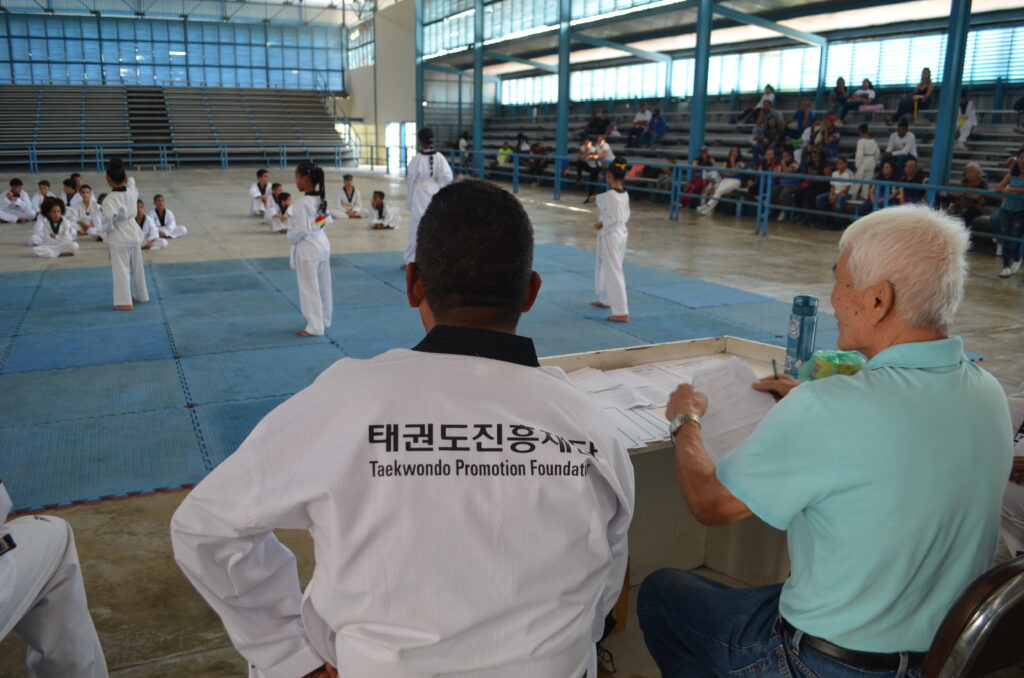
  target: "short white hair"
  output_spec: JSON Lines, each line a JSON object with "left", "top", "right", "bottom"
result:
{"left": 838, "top": 204, "right": 969, "bottom": 330}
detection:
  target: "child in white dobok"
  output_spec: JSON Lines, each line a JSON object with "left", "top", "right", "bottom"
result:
{"left": 268, "top": 190, "right": 293, "bottom": 234}
{"left": 592, "top": 159, "right": 630, "bottom": 323}
{"left": 249, "top": 169, "right": 271, "bottom": 216}
{"left": 29, "top": 197, "right": 79, "bottom": 258}
{"left": 368, "top": 190, "right": 399, "bottom": 230}
{"left": 336, "top": 174, "right": 363, "bottom": 219}
{"left": 71, "top": 185, "right": 103, "bottom": 237}
{"left": 136, "top": 199, "right": 167, "bottom": 251}
{"left": 100, "top": 159, "right": 149, "bottom": 310}
{"left": 289, "top": 162, "right": 333, "bottom": 337}
{"left": 403, "top": 127, "right": 452, "bottom": 268}
{"left": 149, "top": 194, "right": 187, "bottom": 239}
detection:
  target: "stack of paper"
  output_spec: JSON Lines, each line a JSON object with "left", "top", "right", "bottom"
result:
{"left": 566, "top": 355, "right": 774, "bottom": 456}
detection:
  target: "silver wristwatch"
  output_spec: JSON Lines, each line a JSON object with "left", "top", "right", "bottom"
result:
{"left": 669, "top": 413, "right": 701, "bottom": 438}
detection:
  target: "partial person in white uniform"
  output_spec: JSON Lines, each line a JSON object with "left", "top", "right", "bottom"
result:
{"left": 0, "top": 480, "right": 108, "bottom": 677}
{"left": 263, "top": 183, "right": 284, "bottom": 229}
{"left": 955, "top": 92, "right": 978, "bottom": 152}
{"left": 403, "top": 127, "right": 453, "bottom": 268}
{"left": 1002, "top": 390, "right": 1024, "bottom": 557}
{"left": 336, "top": 174, "right": 363, "bottom": 219}
{"left": 29, "top": 197, "right": 79, "bottom": 258}
{"left": 288, "top": 161, "right": 333, "bottom": 337}
{"left": 267, "top": 190, "right": 293, "bottom": 234}
{"left": 0, "top": 178, "right": 36, "bottom": 223}
{"left": 99, "top": 159, "right": 148, "bottom": 310}
{"left": 170, "top": 178, "right": 634, "bottom": 678}
{"left": 249, "top": 168, "right": 271, "bottom": 217}
{"left": 150, "top": 194, "right": 187, "bottom": 239}
{"left": 135, "top": 199, "right": 167, "bottom": 251}
{"left": 31, "top": 180, "right": 52, "bottom": 216}
{"left": 853, "top": 123, "right": 881, "bottom": 200}
{"left": 71, "top": 185, "right": 102, "bottom": 237}
{"left": 59, "top": 178, "right": 81, "bottom": 211}
{"left": 368, "top": 190, "right": 399, "bottom": 230}
{"left": 592, "top": 158, "right": 631, "bottom": 323}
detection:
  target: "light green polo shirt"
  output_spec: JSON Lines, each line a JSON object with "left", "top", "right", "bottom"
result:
{"left": 716, "top": 337, "right": 1012, "bottom": 652}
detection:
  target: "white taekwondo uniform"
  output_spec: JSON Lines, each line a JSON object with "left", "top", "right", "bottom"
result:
{"left": 149, "top": 207, "right": 187, "bottom": 239}
{"left": 266, "top": 200, "right": 292, "bottom": 234}
{"left": 336, "top": 186, "right": 363, "bottom": 218}
{"left": 60, "top": 190, "right": 82, "bottom": 211}
{"left": 0, "top": 191, "right": 35, "bottom": 222}
{"left": 250, "top": 182, "right": 271, "bottom": 216}
{"left": 29, "top": 215, "right": 79, "bottom": 258}
{"left": 854, "top": 137, "right": 881, "bottom": 200}
{"left": 0, "top": 481, "right": 108, "bottom": 677}
{"left": 368, "top": 203, "right": 399, "bottom": 230}
{"left": 287, "top": 193, "right": 332, "bottom": 336}
{"left": 404, "top": 150, "right": 453, "bottom": 264}
{"left": 1002, "top": 392, "right": 1024, "bottom": 557}
{"left": 138, "top": 213, "right": 167, "bottom": 251}
{"left": 171, "top": 325, "right": 634, "bottom": 678}
{"left": 31, "top": 191, "right": 50, "bottom": 215}
{"left": 594, "top": 187, "right": 630, "bottom": 317}
{"left": 71, "top": 198, "right": 103, "bottom": 237}
{"left": 100, "top": 177, "right": 149, "bottom": 307}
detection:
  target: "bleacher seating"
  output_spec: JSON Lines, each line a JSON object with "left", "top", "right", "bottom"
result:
{"left": 0, "top": 84, "right": 355, "bottom": 171}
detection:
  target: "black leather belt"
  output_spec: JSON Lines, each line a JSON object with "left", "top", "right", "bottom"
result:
{"left": 779, "top": 617, "right": 927, "bottom": 672}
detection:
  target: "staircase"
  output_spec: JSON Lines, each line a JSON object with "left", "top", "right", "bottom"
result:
{"left": 126, "top": 86, "right": 172, "bottom": 146}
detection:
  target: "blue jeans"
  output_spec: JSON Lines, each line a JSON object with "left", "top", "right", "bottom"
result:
{"left": 638, "top": 569, "right": 922, "bottom": 678}
{"left": 640, "top": 130, "right": 665, "bottom": 147}
{"left": 992, "top": 208, "right": 1024, "bottom": 267}
{"left": 815, "top": 192, "right": 851, "bottom": 214}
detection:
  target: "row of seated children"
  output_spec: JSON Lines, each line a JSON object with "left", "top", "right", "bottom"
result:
{"left": 248, "top": 169, "right": 399, "bottom": 231}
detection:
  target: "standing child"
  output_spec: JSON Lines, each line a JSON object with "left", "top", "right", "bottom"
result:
{"left": 136, "top": 199, "right": 167, "bottom": 251}
{"left": 29, "top": 197, "right": 78, "bottom": 258}
{"left": 368, "top": 190, "right": 399, "bottom": 230}
{"left": 592, "top": 158, "right": 630, "bottom": 323}
{"left": 71, "top": 185, "right": 102, "bottom": 237}
{"left": 249, "top": 169, "right": 271, "bottom": 216}
{"left": 100, "top": 159, "right": 148, "bottom": 310}
{"left": 269, "top": 191, "right": 293, "bottom": 234}
{"left": 336, "top": 174, "right": 363, "bottom": 219}
{"left": 290, "top": 162, "right": 333, "bottom": 336}
{"left": 853, "top": 123, "right": 880, "bottom": 200}
{"left": 403, "top": 127, "right": 453, "bottom": 268}
{"left": 149, "top": 194, "right": 188, "bottom": 239}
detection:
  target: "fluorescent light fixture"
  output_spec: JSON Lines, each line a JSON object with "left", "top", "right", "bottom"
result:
{"left": 445, "top": 8, "right": 474, "bottom": 22}
{"left": 571, "top": 0, "right": 689, "bottom": 26}
{"left": 169, "top": 50, "right": 187, "bottom": 56}
{"left": 484, "top": 24, "right": 558, "bottom": 46}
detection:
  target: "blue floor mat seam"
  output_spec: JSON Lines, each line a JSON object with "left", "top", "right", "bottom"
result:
{"left": 251, "top": 260, "right": 351, "bottom": 354}
{"left": 0, "top": 403, "right": 193, "bottom": 430}
{"left": 0, "top": 271, "right": 45, "bottom": 372}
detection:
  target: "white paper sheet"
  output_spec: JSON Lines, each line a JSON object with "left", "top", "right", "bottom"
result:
{"left": 606, "top": 365, "right": 686, "bottom": 408}
{"left": 590, "top": 385, "right": 650, "bottom": 411}
{"left": 691, "top": 356, "right": 776, "bottom": 461}
{"left": 566, "top": 366, "right": 623, "bottom": 394}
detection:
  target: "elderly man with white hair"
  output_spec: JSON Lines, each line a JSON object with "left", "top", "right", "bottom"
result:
{"left": 638, "top": 205, "right": 1013, "bottom": 678}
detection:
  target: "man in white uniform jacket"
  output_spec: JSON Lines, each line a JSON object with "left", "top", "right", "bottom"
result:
{"left": 171, "top": 179, "right": 635, "bottom": 678}
{"left": 0, "top": 480, "right": 108, "bottom": 677}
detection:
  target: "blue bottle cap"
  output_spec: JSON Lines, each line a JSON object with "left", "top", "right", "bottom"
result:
{"left": 791, "top": 295, "right": 819, "bottom": 317}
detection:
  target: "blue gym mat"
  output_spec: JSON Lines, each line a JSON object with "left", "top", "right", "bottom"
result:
{"left": 0, "top": 245, "right": 983, "bottom": 512}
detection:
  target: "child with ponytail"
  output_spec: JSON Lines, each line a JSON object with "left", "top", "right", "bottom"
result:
{"left": 591, "top": 157, "right": 630, "bottom": 322}
{"left": 289, "top": 161, "right": 333, "bottom": 336}
{"left": 403, "top": 127, "right": 453, "bottom": 268}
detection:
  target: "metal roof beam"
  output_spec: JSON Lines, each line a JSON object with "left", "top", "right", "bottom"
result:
{"left": 482, "top": 50, "right": 558, "bottom": 74}
{"left": 569, "top": 32, "right": 670, "bottom": 63}
{"left": 712, "top": 4, "right": 826, "bottom": 47}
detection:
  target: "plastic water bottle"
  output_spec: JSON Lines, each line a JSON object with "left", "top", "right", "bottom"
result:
{"left": 785, "top": 295, "right": 818, "bottom": 378}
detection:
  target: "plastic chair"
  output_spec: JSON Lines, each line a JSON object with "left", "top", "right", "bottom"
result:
{"left": 922, "top": 555, "right": 1024, "bottom": 678}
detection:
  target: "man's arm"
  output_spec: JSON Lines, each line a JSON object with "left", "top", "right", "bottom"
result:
{"left": 665, "top": 385, "right": 752, "bottom": 526}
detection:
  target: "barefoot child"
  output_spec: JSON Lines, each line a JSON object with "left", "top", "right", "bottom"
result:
{"left": 150, "top": 194, "right": 188, "bottom": 239}
{"left": 100, "top": 159, "right": 149, "bottom": 310}
{"left": 403, "top": 127, "right": 452, "bottom": 268}
{"left": 289, "top": 162, "right": 332, "bottom": 336}
{"left": 368, "top": 190, "right": 399, "bottom": 230}
{"left": 29, "top": 197, "right": 78, "bottom": 258}
{"left": 592, "top": 158, "right": 630, "bottom": 323}
{"left": 336, "top": 174, "right": 363, "bottom": 219}
{"left": 71, "top": 185, "right": 102, "bottom": 236}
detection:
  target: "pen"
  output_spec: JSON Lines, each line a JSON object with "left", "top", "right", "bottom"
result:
{"left": 772, "top": 359, "right": 779, "bottom": 379}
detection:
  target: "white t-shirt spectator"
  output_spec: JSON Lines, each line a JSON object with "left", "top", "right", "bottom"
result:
{"left": 633, "top": 109, "right": 652, "bottom": 125}
{"left": 830, "top": 168, "right": 854, "bottom": 195}
{"left": 886, "top": 131, "right": 918, "bottom": 158}
{"left": 852, "top": 88, "right": 876, "bottom": 103}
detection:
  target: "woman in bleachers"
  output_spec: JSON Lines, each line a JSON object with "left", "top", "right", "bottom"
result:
{"left": 855, "top": 159, "right": 899, "bottom": 218}
{"left": 753, "top": 116, "right": 786, "bottom": 162}
{"left": 772, "top": 149, "right": 801, "bottom": 222}
{"left": 889, "top": 67, "right": 934, "bottom": 124}
{"left": 698, "top": 147, "right": 745, "bottom": 216}
{"left": 821, "top": 116, "right": 841, "bottom": 158}
{"left": 828, "top": 77, "right": 847, "bottom": 117}
{"left": 945, "top": 162, "right": 988, "bottom": 228}
{"left": 839, "top": 79, "right": 876, "bottom": 122}
{"left": 794, "top": 145, "right": 829, "bottom": 224}
{"left": 740, "top": 84, "right": 775, "bottom": 124}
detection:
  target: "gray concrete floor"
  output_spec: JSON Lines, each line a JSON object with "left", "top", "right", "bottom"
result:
{"left": 0, "top": 168, "right": 1021, "bottom": 676}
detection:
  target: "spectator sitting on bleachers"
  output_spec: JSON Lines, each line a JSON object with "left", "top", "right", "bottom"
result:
{"left": 815, "top": 156, "right": 854, "bottom": 223}
{"left": 640, "top": 110, "right": 668, "bottom": 147}
{"left": 458, "top": 132, "right": 470, "bottom": 170}
{"left": 955, "top": 92, "right": 978, "bottom": 152}
{"left": 828, "top": 77, "right": 848, "bottom": 116}
{"left": 856, "top": 159, "right": 900, "bottom": 218}
{"left": 585, "top": 110, "right": 612, "bottom": 138}
{"left": 854, "top": 122, "right": 881, "bottom": 199}
{"left": 740, "top": 84, "right": 775, "bottom": 124}
{"left": 528, "top": 143, "right": 549, "bottom": 186}
{"left": 627, "top": 104, "right": 652, "bottom": 147}
{"left": 491, "top": 141, "right": 514, "bottom": 170}
{"left": 897, "top": 159, "right": 928, "bottom": 205}
{"left": 795, "top": 118, "right": 824, "bottom": 164}
{"left": 754, "top": 99, "right": 783, "bottom": 131}
{"left": 698, "top": 147, "right": 747, "bottom": 216}
{"left": 840, "top": 79, "right": 877, "bottom": 122}
{"left": 516, "top": 133, "right": 531, "bottom": 154}
{"left": 756, "top": 147, "right": 779, "bottom": 174}
{"left": 681, "top": 146, "right": 714, "bottom": 208}
{"left": 821, "top": 116, "right": 841, "bottom": 158}
{"left": 889, "top": 68, "right": 934, "bottom": 124}
{"left": 946, "top": 162, "right": 988, "bottom": 227}
{"left": 794, "top": 146, "right": 830, "bottom": 224}
{"left": 753, "top": 115, "right": 786, "bottom": 162}
{"left": 772, "top": 149, "right": 801, "bottom": 221}
{"left": 885, "top": 119, "right": 918, "bottom": 171}
{"left": 785, "top": 100, "right": 816, "bottom": 140}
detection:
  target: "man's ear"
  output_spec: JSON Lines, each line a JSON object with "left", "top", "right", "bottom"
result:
{"left": 406, "top": 263, "right": 424, "bottom": 308}
{"left": 867, "top": 279, "right": 896, "bottom": 324}
{"left": 520, "top": 271, "right": 542, "bottom": 313}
